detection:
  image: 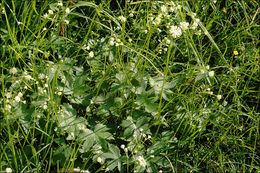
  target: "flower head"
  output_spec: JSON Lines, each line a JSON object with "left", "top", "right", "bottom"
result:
{"left": 217, "top": 95, "right": 222, "bottom": 100}
{"left": 137, "top": 156, "right": 147, "bottom": 167}
{"left": 180, "top": 22, "right": 189, "bottom": 30}
{"left": 6, "top": 168, "right": 12, "bottom": 173}
{"left": 97, "top": 157, "right": 103, "bottom": 163}
{"left": 48, "top": 10, "right": 54, "bottom": 15}
{"left": 118, "top": 16, "right": 126, "bottom": 23}
{"left": 57, "top": 2, "right": 63, "bottom": 6}
{"left": 6, "top": 92, "right": 12, "bottom": 98}
{"left": 169, "top": 25, "right": 182, "bottom": 38}
{"left": 10, "top": 67, "right": 18, "bottom": 75}
{"left": 89, "top": 51, "right": 94, "bottom": 58}
{"left": 233, "top": 50, "right": 238, "bottom": 55}
{"left": 161, "top": 5, "right": 167, "bottom": 13}
{"left": 38, "top": 73, "right": 45, "bottom": 80}
{"left": 65, "top": 8, "right": 70, "bottom": 14}
{"left": 14, "top": 95, "right": 21, "bottom": 102}
{"left": 208, "top": 71, "right": 215, "bottom": 78}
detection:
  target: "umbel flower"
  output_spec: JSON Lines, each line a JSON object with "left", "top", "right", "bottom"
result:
{"left": 10, "top": 67, "right": 18, "bottom": 75}
{"left": 169, "top": 25, "right": 182, "bottom": 38}
{"left": 180, "top": 22, "right": 189, "bottom": 30}
{"left": 137, "top": 156, "right": 147, "bottom": 167}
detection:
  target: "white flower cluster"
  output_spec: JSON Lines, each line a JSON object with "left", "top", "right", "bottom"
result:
{"left": 118, "top": 16, "right": 126, "bottom": 23}
{"left": 108, "top": 37, "right": 123, "bottom": 47}
{"left": 14, "top": 92, "right": 23, "bottom": 102}
{"left": 136, "top": 156, "right": 147, "bottom": 167}
{"left": 169, "top": 25, "right": 182, "bottom": 38}
{"left": 180, "top": 22, "right": 189, "bottom": 30}
{"left": 191, "top": 18, "right": 200, "bottom": 30}
{"left": 10, "top": 67, "right": 18, "bottom": 75}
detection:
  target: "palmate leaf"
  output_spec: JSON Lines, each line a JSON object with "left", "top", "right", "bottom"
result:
{"left": 102, "top": 144, "right": 122, "bottom": 172}
{"left": 79, "top": 124, "right": 114, "bottom": 153}
{"left": 149, "top": 76, "right": 176, "bottom": 101}
{"left": 136, "top": 93, "right": 158, "bottom": 115}
{"left": 121, "top": 116, "right": 150, "bottom": 140}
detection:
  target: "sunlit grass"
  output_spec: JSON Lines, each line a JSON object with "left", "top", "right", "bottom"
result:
{"left": 0, "top": 0, "right": 259, "bottom": 172}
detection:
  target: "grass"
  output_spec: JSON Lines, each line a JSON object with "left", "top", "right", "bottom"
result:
{"left": 0, "top": 0, "right": 259, "bottom": 172}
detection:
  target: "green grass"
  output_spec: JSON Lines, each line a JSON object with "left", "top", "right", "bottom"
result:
{"left": 0, "top": 0, "right": 259, "bottom": 172}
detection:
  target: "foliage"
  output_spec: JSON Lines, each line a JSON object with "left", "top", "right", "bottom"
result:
{"left": 0, "top": 0, "right": 259, "bottom": 172}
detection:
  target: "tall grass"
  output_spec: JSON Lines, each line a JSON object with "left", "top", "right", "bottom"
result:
{"left": 0, "top": 0, "right": 259, "bottom": 172}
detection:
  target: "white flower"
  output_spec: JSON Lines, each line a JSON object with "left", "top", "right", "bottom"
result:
{"left": 14, "top": 96, "right": 21, "bottom": 102}
{"left": 43, "top": 104, "right": 48, "bottom": 110}
{"left": 25, "top": 75, "right": 33, "bottom": 80}
{"left": 208, "top": 71, "right": 215, "bottom": 77}
{"left": 109, "top": 39, "right": 114, "bottom": 46}
{"left": 10, "top": 67, "right": 18, "bottom": 74}
{"left": 18, "top": 92, "right": 23, "bottom": 98}
{"left": 6, "top": 168, "right": 12, "bottom": 173}
{"left": 194, "top": 18, "right": 200, "bottom": 23}
{"left": 64, "top": 19, "right": 69, "bottom": 24}
{"left": 58, "top": 91, "right": 62, "bottom": 96}
{"left": 180, "top": 22, "right": 189, "bottom": 30}
{"left": 191, "top": 19, "right": 199, "bottom": 30}
{"left": 206, "top": 65, "right": 210, "bottom": 70}
{"left": 89, "top": 51, "right": 94, "bottom": 58}
{"left": 48, "top": 10, "right": 54, "bottom": 15}
{"left": 118, "top": 16, "right": 126, "bottom": 23}
{"left": 97, "top": 157, "right": 102, "bottom": 163}
{"left": 38, "top": 73, "right": 45, "bottom": 80}
{"left": 161, "top": 5, "right": 167, "bottom": 13}
{"left": 120, "top": 144, "right": 125, "bottom": 149}
{"left": 65, "top": 8, "right": 70, "bottom": 14}
{"left": 81, "top": 170, "right": 90, "bottom": 173}
{"left": 5, "top": 104, "right": 11, "bottom": 112}
{"left": 137, "top": 156, "right": 147, "bottom": 167}
{"left": 6, "top": 92, "right": 12, "bottom": 98}
{"left": 43, "top": 13, "right": 48, "bottom": 18}
{"left": 58, "top": 2, "right": 63, "bottom": 6}
{"left": 153, "top": 15, "right": 162, "bottom": 25}
{"left": 217, "top": 95, "right": 222, "bottom": 100}
{"left": 129, "top": 13, "right": 134, "bottom": 17}
{"left": 2, "top": 8, "right": 6, "bottom": 14}
{"left": 169, "top": 25, "right": 182, "bottom": 38}
{"left": 44, "top": 84, "right": 48, "bottom": 88}
{"left": 166, "top": 39, "right": 171, "bottom": 45}
{"left": 38, "top": 87, "right": 44, "bottom": 94}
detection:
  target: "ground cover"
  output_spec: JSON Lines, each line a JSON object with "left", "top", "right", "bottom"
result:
{"left": 0, "top": 0, "right": 259, "bottom": 172}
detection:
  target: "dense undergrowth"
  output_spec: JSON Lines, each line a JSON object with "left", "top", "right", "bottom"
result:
{"left": 0, "top": 0, "right": 259, "bottom": 172}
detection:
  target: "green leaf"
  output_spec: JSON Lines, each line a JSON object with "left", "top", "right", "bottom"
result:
{"left": 79, "top": 129, "right": 95, "bottom": 153}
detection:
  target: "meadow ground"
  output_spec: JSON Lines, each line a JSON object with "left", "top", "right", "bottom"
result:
{"left": 0, "top": 0, "right": 259, "bottom": 172}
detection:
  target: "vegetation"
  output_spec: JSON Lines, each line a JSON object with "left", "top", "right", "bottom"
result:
{"left": 0, "top": 0, "right": 259, "bottom": 172}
